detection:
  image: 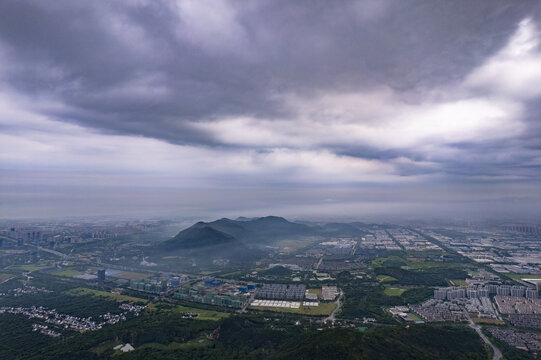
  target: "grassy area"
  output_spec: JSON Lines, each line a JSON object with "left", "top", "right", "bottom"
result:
{"left": 371, "top": 256, "right": 398, "bottom": 267}
{"left": 220, "top": 271, "right": 242, "bottom": 277}
{"left": 506, "top": 273, "right": 541, "bottom": 279}
{"left": 274, "top": 237, "right": 319, "bottom": 252}
{"left": 377, "top": 274, "right": 397, "bottom": 283}
{"left": 249, "top": 302, "right": 336, "bottom": 316}
{"left": 8, "top": 264, "right": 42, "bottom": 272}
{"left": 471, "top": 318, "right": 504, "bottom": 325}
{"left": 407, "top": 262, "right": 463, "bottom": 270}
{"left": 199, "top": 270, "right": 221, "bottom": 275}
{"left": 66, "top": 287, "right": 148, "bottom": 303}
{"left": 384, "top": 287, "right": 406, "bottom": 296}
{"left": 308, "top": 288, "right": 322, "bottom": 296}
{"left": 0, "top": 273, "right": 13, "bottom": 282}
{"left": 49, "top": 269, "right": 83, "bottom": 277}
{"left": 148, "top": 303, "right": 229, "bottom": 321}
{"left": 137, "top": 337, "right": 212, "bottom": 351}
{"left": 451, "top": 280, "right": 468, "bottom": 286}
{"left": 407, "top": 312, "right": 422, "bottom": 322}
{"left": 110, "top": 271, "right": 150, "bottom": 280}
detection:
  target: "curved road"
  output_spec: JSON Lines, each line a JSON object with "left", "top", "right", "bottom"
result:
{"left": 466, "top": 313, "right": 502, "bottom": 360}
{"left": 325, "top": 290, "right": 343, "bottom": 322}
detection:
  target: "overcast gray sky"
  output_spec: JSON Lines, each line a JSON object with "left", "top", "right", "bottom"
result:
{"left": 1, "top": 0, "right": 541, "bottom": 220}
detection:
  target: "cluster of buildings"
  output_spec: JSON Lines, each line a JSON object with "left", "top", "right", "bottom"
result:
{"left": 1, "top": 306, "right": 103, "bottom": 332}
{"left": 509, "top": 314, "right": 541, "bottom": 329}
{"left": 0, "top": 219, "right": 162, "bottom": 249}
{"left": 358, "top": 231, "right": 401, "bottom": 251}
{"left": 251, "top": 300, "right": 301, "bottom": 309}
{"left": 319, "top": 238, "right": 357, "bottom": 258}
{"left": 118, "top": 303, "right": 146, "bottom": 316}
{"left": 256, "top": 284, "right": 306, "bottom": 300}
{"left": 173, "top": 280, "right": 252, "bottom": 309}
{"left": 0, "top": 302, "right": 145, "bottom": 336}
{"left": 0, "top": 285, "right": 53, "bottom": 297}
{"left": 321, "top": 286, "right": 339, "bottom": 301}
{"left": 494, "top": 296, "right": 541, "bottom": 314}
{"left": 318, "top": 260, "right": 366, "bottom": 271}
{"left": 488, "top": 327, "right": 541, "bottom": 352}
{"left": 409, "top": 299, "right": 467, "bottom": 322}
{"left": 408, "top": 295, "right": 498, "bottom": 321}
{"left": 387, "top": 229, "right": 441, "bottom": 251}
{"left": 434, "top": 285, "right": 538, "bottom": 300}
{"left": 129, "top": 278, "right": 169, "bottom": 293}
{"left": 32, "top": 323, "right": 61, "bottom": 337}
{"left": 419, "top": 227, "right": 541, "bottom": 276}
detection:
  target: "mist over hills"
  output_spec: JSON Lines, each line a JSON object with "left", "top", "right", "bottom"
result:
{"left": 166, "top": 216, "right": 315, "bottom": 248}
{"left": 160, "top": 216, "right": 372, "bottom": 262}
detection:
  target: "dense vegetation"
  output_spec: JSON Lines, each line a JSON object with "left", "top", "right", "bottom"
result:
{"left": 7, "top": 314, "right": 489, "bottom": 360}
{"left": 374, "top": 266, "right": 467, "bottom": 286}
{"left": 340, "top": 282, "right": 433, "bottom": 321}
{"left": 276, "top": 325, "right": 489, "bottom": 360}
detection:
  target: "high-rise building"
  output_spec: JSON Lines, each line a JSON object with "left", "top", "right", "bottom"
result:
{"left": 467, "top": 288, "right": 478, "bottom": 299}
{"left": 97, "top": 269, "right": 106, "bottom": 283}
{"left": 434, "top": 289, "right": 446, "bottom": 300}
{"left": 510, "top": 286, "right": 525, "bottom": 297}
{"left": 478, "top": 288, "right": 489, "bottom": 297}
{"left": 526, "top": 289, "right": 538, "bottom": 299}
{"left": 497, "top": 285, "right": 510, "bottom": 296}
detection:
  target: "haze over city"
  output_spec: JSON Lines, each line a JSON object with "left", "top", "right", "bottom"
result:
{"left": 4, "top": 2, "right": 541, "bottom": 360}
{"left": 1, "top": 0, "right": 541, "bottom": 221}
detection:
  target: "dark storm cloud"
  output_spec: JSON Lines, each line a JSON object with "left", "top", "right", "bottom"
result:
{"left": 0, "top": 0, "right": 537, "bottom": 144}
{"left": 1, "top": 0, "right": 541, "bottom": 219}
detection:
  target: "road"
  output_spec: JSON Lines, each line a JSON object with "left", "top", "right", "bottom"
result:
{"left": 29, "top": 245, "right": 69, "bottom": 259}
{"left": 466, "top": 313, "right": 502, "bottom": 360}
{"left": 325, "top": 289, "right": 343, "bottom": 323}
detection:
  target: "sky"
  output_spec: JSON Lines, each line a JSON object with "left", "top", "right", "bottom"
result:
{"left": 1, "top": 0, "right": 541, "bottom": 221}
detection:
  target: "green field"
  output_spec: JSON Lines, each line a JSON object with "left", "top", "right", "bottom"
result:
{"left": 274, "top": 237, "right": 319, "bottom": 252}
{"left": 407, "top": 262, "right": 463, "bottom": 270}
{"left": 8, "top": 264, "right": 43, "bottom": 272}
{"left": 384, "top": 287, "right": 406, "bottom": 296}
{"left": 471, "top": 317, "right": 504, "bottom": 325}
{"left": 451, "top": 280, "right": 468, "bottom": 286}
{"left": 148, "top": 303, "right": 230, "bottom": 321}
{"left": 137, "top": 337, "right": 213, "bottom": 351}
{"left": 0, "top": 273, "right": 13, "bottom": 282}
{"left": 250, "top": 302, "right": 336, "bottom": 316}
{"left": 407, "top": 312, "right": 422, "bottom": 322}
{"left": 371, "top": 256, "right": 402, "bottom": 267}
{"left": 66, "top": 287, "right": 148, "bottom": 303}
{"left": 49, "top": 269, "right": 83, "bottom": 277}
{"left": 506, "top": 273, "right": 541, "bottom": 279}
{"left": 377, "top": 274, "right": 397, "bottom": 283}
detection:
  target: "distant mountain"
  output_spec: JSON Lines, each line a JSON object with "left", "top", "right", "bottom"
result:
{"left": 161, "top": 225, "right": 249, "bottom": 261}
{"left": 164, "top": 225, "right": 241, "bottom": 250}
{"left": 240, "top": 216, "right": 314, "bottom": 240}
{"left": 159, "top": 216, "right": 368, "bottom": 262}
{"left": 200, "top": 218, "right": 250, "bottom": 239}
{"left": 168, "top": 216, "right": 315, "bottom": 248}
{"left": 235, "top": 216, "right": 256, "bottom": 222}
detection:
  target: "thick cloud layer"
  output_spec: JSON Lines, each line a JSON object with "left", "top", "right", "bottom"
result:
{"left": 1, "top": 0, "right": 540, "bottom": 219}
